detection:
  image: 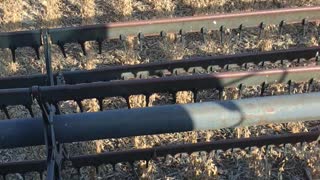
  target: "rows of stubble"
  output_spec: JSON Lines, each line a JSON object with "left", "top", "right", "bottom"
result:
{"left": 0, "top": 0, "right": 319, "bottom": 179}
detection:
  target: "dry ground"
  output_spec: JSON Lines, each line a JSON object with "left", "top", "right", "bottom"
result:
{"left": 1, "top": 0, "right": 320, "bottom": 179}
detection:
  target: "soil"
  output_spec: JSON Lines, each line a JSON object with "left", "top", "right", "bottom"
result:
{"left": 0, "top": 0, "right": 320, "bottom": 179}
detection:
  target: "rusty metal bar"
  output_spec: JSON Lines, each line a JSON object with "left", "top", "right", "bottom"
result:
{"left": 1, "top": 130, "right": 319, "bottom": 175}
{"left": 0, "top": 7, "right": 319, "bottom": 51}
{"left": 48, "top": 7, "right": 320, "bottom": 44}
{"left": 0, "top": 7, "right": 319, "bottom": 61}
{"left": 1, "top": 92, "right": 320, "bottom": 149}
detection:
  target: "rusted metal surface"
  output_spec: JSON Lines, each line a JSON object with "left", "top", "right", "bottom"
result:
{"left": 48, "top": 6, "right": 320, "bottom": 56}
{"left": 0, "top": 7, "right": 319, "bottom": 60}
{"left": 0, "top": 46, "right": 318, "bottom": 89}
{"left": 49, "top": 6, "right": 320, "bottom": 42}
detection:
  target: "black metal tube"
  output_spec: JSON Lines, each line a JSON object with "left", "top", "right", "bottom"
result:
{"left": 0, "top": 118, "right": 43, "bottom": 148}
{"left": 0, "top": 92, "right": 320, "bottom": 149}
{"left": 0, "top": 88, "right": 32, "bottom": 106}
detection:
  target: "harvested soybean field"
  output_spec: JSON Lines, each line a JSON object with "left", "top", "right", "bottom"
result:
{"left": 1, "top": 0, "right": 320, "bottom": 179}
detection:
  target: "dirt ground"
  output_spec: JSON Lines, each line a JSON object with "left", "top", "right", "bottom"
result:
{"left": 0, "top": 0, "right": 320, "bottom": 179}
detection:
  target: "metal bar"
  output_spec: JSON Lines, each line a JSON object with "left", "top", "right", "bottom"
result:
{"left": 43, "top": 30, "right": 54, "bottom": 86}
{"left": 48, "top": 7, "right": 320, "bottom": 44}
{"left": 0, "top": 7, "right": 318, "bottom": 61}
{"left": 41, "top": 46, "right": 320, "bottom": 85}
{"left": 1, "top": 130, "right": 318, "bottom": 175}
{"left": 0, "top": 30, "right": 41, "bottom": 49}
{"left": 0, "top": 30, "right": 42, "bottom": 61}
{"left": 69, "top": 130, "right": 320, "bottom": 167}
{"left": 0, "top": 7, "right": 318, "bottom": 50}
{"left": 0, "top": 74, "right": 46, "bottom": 89}
{"left": 0, "top": 66, "right": 318, "bottom": 111}
{"left": 42, "top": 29, "right": 62, "bottom": 180}
{"left": 38, "top": 66, "right": 320, "bottom": 103}
{"left": 0, "top": 88, "right": 32, "bottom": 106}
{"left": 1, "top": 92, "right": 320, "bottom": 148}
{"left": 0, "top": 46, "right": 317, "bottom": 89}
{"left": 0, "top": 160, "right": 46, "bottom": 175}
